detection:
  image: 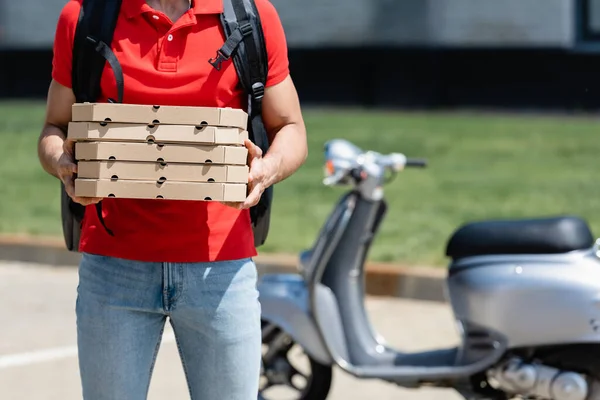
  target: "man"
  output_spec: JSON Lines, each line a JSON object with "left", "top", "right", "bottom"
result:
{"left": 37, "top": 0, "right": 307, "bottom": 398}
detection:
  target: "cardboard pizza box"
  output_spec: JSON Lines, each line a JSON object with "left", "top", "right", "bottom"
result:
{"left": 74, "top": 142, "right": 248, "bottom": 165}
{"left": 77, "top": 161, "right": 249, "bottom": 184}
{"left": 68, "top": 122, "right": 248, "bottom": 145}
{"left": 72, "top": 103, "right": 248, "bottom": 129}
{"left": 74, "top": 179, "right": 247, "bottom": 202}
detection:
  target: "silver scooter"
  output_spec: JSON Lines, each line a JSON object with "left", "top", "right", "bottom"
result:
{"left": 257, "top": 138, "right": 600, "bottom": 400}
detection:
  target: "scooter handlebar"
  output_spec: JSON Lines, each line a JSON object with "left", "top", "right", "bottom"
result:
{"left": 405, "top": 158, "right": 427, "bottom": 168}
{"left": 382, "top": 153, "right": 428, "bottom": 171}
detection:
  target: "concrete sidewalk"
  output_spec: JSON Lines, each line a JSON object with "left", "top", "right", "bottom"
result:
{"left": 0, "top": 234, "right": 448, "bottom": 302}
{"left": 0, "top": 260, "right": 460, "bottom": 400}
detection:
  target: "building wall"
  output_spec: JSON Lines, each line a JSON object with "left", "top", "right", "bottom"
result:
{"left": 2, "top": 0, "right": 600, "bottom": 111}
{"left": 271, "top": 0, "right": 576, "bottom": 48}
{"left": 427, "top": 0, "right": 575, "bottom": 47}
{"left": 0, "top": 0, "right": 580, "bottom": 49}
{"left": 0, "top": 0, "right": 68, "bottom": 49}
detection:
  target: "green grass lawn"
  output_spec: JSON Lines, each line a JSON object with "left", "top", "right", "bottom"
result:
{"left": 2, "top": 100, "right": 600, "bottom": 266}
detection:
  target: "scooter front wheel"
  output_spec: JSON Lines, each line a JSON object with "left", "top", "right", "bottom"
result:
{"left": 259, "top": 319, "right": 333, "bottom": 400}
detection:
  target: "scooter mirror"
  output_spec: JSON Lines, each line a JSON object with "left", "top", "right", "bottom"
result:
{"left": 324, "top": 139, "right": 364, "bottom": 163}
{"left": 323, "top": 139, "right": 364, "bottom": 186}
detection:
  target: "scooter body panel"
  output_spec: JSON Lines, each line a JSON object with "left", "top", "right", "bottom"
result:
{"left": 256, "top": 138, "right": 600, "bottom": 399}
{"left": 257, "top": 273, "right": 334, "bottom": 366}
{"left": 447, "top": 249, "right": 600, "bottom": 348}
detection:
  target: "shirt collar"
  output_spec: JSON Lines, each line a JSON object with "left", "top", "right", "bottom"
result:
{"left": 123, "top": 0, "right": 224, "bottom": 19}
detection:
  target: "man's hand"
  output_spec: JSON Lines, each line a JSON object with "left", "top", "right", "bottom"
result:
{"left": 220, "top": 76, "right": 307, "bottom": 211}
{"left": 242, "top": 138, "right": 269, "bottom": 209}
{"left": 57, "top": 138, "right": 102, "bottom": 206}
{"left": 221, "top": 139, "right": 274, "bottom": 210}
{"left": 38, "top": 80, "right": 102, "bottom": 207}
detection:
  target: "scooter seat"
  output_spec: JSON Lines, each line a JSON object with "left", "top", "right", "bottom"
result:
{"left": 446, "top": 216, "right": 595, "bottom": 259}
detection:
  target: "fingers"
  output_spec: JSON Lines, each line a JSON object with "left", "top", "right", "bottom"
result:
{"left": 248, "top": 160, "right": 265, "bottom": 184}
{"left": 219, "top": 184, "right": 262, "bottom": 210}
{"left": 224, "top": 142, "right": 265, "bottom": 209}
{"left": 63, "top": 137, "right": 76, "bottom": 156}
{"left": 71, "top": 197, "right": 102, "bottom": 206}
{"left": 63, "top": 173, "right": 76, "bottom": 196}
{"left": 63, "top": 176, "right": 91, "bottom": 206}
{"left": 242, "top": 183, "right": 263, "bottom": 209}
{"left": 59, "top": 145, "right": 100, "bottom": 206}
{"left": 59, "top": 160, "right": 77, "bottom": 175}
{"left": 244, "top": 139, "right": 262, "bottom": 159}
{"left": 63, "top": 172, "right": 102, "bottom": 206}
{"left": 57, "top": 156, "right": 78, "bottom": 177}
{"left": 57, "top": 150, "right": 78, "bottom": 186}
{"left": 58, "top": 164, "right": 78, "bottom": 193}
{"left": 220, "top": 201, "right": 244, "bottom": 209}
{"left": 78, "top": 197, "right": 103, "bottom": 206}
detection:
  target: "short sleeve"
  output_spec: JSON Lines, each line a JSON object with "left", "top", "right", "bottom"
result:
{"left": 255, "top": 0, "right": 290, "bottom": 88}
{"left": 51, "top": 0, "right": 82, "bottom": 89}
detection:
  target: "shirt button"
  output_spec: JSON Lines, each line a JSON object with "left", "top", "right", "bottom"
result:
{"left": 152, "top": 15, "right": 159, "bottom": 20}
{"left": 167, "top": 34, "right": 174, "bottom": 41}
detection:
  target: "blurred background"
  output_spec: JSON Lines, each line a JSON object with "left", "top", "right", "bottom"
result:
{"left": 4, "top": 0, "right": 600, "bottom": 108}
{"left": 2, "top": 0, "right": 600, "bottom": 267}
{"left": 3, "top": 2, "right": 600, "bottom": 400}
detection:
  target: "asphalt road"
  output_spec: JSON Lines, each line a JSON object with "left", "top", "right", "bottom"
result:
{"left": 0, "top": 261, "right": 464, "bottom": 400}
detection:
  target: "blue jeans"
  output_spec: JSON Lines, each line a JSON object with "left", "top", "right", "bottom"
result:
{"left": 75, "top": 253, "right": 262, "bottom": 400}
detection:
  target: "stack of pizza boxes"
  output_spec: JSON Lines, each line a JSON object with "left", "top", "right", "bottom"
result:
{"left": 68, "top": 103, "right": 249, "bottom": 202}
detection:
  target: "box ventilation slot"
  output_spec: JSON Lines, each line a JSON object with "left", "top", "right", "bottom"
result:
{"left": 99, "top": 118, "right": 112, "bottom": 127}
{"left": 147, "top": 119, "right": 160, "bottom": 128}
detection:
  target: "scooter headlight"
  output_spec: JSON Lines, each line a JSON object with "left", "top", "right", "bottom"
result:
{"left": 323, "top": 139, "right": 363, "bottom": 186}
{"left": 324, "top": 159, "right": 335, "bottom": 178}
{"left": 323, "top": 160, "right": 351, "bottom": 186}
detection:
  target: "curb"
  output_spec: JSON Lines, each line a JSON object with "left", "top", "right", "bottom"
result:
{"left": 0, "top": 234, "right": 448, "bottom": 303}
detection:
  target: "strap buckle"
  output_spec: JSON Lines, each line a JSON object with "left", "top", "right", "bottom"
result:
{"left": 208, "top": 50, "right": 228, "bottom": 71}
{"left": 85, "top": 35, "right": 103, "bottom": 53}
{"left": 239, "top": 22, "right": 253, "bottom": 36}
{"left": 209, "top": 23, "right": 253, "bottom": 71}
{"left": 251, "top": 82, "right": 265, "bottom": 102}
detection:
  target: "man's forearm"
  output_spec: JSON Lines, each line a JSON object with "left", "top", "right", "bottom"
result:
{"left": 38, "top": 123, "right": 67, "bottom": 179}
{"left": 262, "top": 122, "right": 308, "bottom": 188}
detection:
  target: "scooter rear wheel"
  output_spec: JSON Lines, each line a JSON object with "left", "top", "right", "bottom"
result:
{"left": 259, "top": 319, "right": 333, "bottom": 400}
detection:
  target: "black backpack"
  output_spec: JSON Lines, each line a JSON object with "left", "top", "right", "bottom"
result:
{"left": 62, "top": 0, "right": 273, "bottom": 251}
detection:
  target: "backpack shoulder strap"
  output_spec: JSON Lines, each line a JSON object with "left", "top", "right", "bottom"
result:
{"left": 215, "top": 0, "right": 269, "bottom": 153}
{"left": 68, "top": 0, "right": 123, "bottom": 241}
{"left": 72, "top": 0, "right": 124, "bottom": 104}
{"left": 214, "top": 0, "right": 273, "bottom": 247}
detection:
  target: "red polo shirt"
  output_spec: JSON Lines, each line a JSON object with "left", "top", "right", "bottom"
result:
{"left": 51, "top": 0, "right": 289, "bottom": 262}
